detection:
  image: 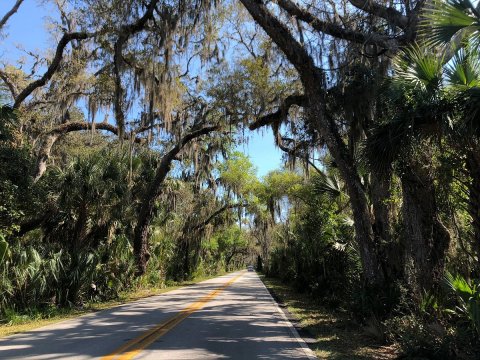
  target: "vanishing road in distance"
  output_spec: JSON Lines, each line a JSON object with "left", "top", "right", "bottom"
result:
{"left": 0, "top": 271, "right": 316, "bottom": 359}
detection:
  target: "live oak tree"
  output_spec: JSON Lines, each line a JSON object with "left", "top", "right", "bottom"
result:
{"left": 235, "top": 0, "right": 456, "bottom": 295}
{"left": 0, "top": 0, "right": 228, "bottom": 273}
{"left": 236, "top": 0, "right": 402, "bottom": 287}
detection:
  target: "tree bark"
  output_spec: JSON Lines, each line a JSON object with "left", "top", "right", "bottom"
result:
{"left": 370, "top": 172, "right": 403, "bottom": 282}
{"left": 34, "top": 132, "right": 61, "bottom": 182}
{"left": 401, "top": 164, "right": 450, "bottom": 295}
{"left": 133, "top": 125, "right": 218, "bottom": 275}
{"left": 466, "top": 150, "right": 480, "bottom": 271}
{"left": 347, "top": 0, "right": 408, "bottom": 29}
{"left": 72, "top": 201, "right": 88, "bottom": 251}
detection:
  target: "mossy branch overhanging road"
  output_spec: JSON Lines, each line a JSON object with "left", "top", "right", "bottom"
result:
{"left": 0, "top": 271, "right": 316, "bottom": 359}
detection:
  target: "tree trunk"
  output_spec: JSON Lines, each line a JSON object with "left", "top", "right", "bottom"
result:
{"left": 72, "top": 201, "right": 88, "bottom": 251}
{"left": 183, "top": 238, "right": 190, "bottom": 279}
{"left": 370, "top": 173, "right": 403, "bottom": 282}
{"left": 133, "top": 160, "right": 172, "bottom": 276}
{"left": 239, "top": 0, "right": 386, "bottom": 287}
{"left": 34, "top": 133, "right": 60, "bottom": 182}
{"left": 225, "top": 247, "right": 237, "bottom": 271}
{"left": 466, "top": 150, "right": 480, "bottom": 271}
{"left": 133, "top": 125, "right": 218, "bottom": 275}
{"left": 401, "top": 164, "right": 450, "bottom": 295}
{"left": 309, "top": 90, "right": 385, "bottom": 287}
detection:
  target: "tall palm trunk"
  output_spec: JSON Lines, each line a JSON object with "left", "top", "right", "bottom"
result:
{"left": 401, "top": 162, "right": 450, "bottom": 295}
{"left": 72, "top": 201, "right": 88, "bottom": 251}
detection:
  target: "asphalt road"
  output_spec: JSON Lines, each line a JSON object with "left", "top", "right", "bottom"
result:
{"left": 0, "top": 271, "right": 316, "bottom": 359}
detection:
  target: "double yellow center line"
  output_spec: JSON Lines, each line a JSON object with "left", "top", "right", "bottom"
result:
{"left": 101, "top": 272, "right": 245, "bottom": 360}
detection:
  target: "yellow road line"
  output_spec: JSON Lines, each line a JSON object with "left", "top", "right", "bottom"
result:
{"left": 101, "top": 272, "right": 245, "bottom": 360}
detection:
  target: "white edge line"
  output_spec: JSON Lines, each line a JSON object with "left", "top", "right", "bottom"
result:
{"left": 256, "top": 273, "right": 318, "bottom": 359}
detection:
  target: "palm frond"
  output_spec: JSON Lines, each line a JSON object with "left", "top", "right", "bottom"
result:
{"left": 311, "top": 172, "right": 343, "bottom": 199}
{"left": 445, "top": 47, "right": 480, "bottom": 88}
{"left": 455, "top": 86, "right": 480, "bottom": 135}
{"left": 393, "top": 45, "right": 444, "bottom": 95}
{"left": 423, "top": 0, "right": 480, "bottom": 46}
{"left": 362, "top": 118, "right": 412, "bottom": 175}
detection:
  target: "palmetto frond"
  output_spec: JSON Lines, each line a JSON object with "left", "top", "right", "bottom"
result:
{"left": 424, "top": 0, "right": 480, "bottom": 47}
{"left": 445, "top": 47, "right": 480, "bottom": 88}
{"left": 442, "top": 46, "right": 480, "bottom": 136}
{"left": 393, "top": 45, "right": 444, "bottom": 95}
{"left": 363, "top": 118, "right": 411, "bottom": 175}
{"left": 367, "top": 37, "right": 472, "bottom": 175}
{"left": 311, "top": 172, "right": 343, "bottom": 200}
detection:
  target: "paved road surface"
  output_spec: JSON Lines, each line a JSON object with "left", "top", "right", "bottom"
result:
{"left": 0, "top": 271, "right": 316, "bottom": 359}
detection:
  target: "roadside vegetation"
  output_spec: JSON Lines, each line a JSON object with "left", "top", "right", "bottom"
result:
{"left": 1, "top": 0, "right": 480, "bottom": 358}
{"left": 261, "top": 276, "right": 399, "bottom": 360}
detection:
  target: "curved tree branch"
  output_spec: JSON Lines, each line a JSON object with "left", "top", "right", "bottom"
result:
{"left": 43, "top": 121, "right": 146, "bottom": 141}
{"left": 33, "top": 121, "right": 146, "bottom": 182}
{"left": 0, "top": 0, "right": 24, "bottom": 30}
{"left": 13, "top": 31, "right": 94, "bottom": 109}
{"left": 0, "top": 69, "right": 19, "bottom": 99}
{"left": 276, "top": 0, "right": 403, "bottom": 49}
{"left": 249, "top": 94, "right": 306, "bottom": 130}
{"left": 240, "top": 0, "right": 320, "bottom": 80}
{"left": 191, "top": 202, "right": 249, "bottom": 232}
{"left": 347, "top": 0, "right": 409, "bottom": 29}
{"left": 13, "top": 1, "right": 159, "bottom": 111}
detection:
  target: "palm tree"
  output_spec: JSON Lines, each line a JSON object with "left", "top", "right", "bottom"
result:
{"left": 366, "top": 45, "right": 450, "bottom": 294}
{"left": 426, "top": 0, "right": 480, "bottom": 272}
{"left": 367, "top": 39, "right": 480, "bottom": 293}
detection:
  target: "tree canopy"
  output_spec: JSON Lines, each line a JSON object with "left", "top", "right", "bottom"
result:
{"left": 1, "top": 0, "right": 480, "bottom": 356}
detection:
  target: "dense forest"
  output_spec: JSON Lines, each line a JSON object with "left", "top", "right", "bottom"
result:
{"left": 1, "top": 0, "right": 480, "bottom": 358}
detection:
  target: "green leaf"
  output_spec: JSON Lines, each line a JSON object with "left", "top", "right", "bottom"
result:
{"left": 394, "top": 45, "right": 443, "bottom": 94}
{"left": 445, "top": 48, "right": 480, "bottom": 87}
{"left": 0, "top": 238, "right": 8, "bottom": 264}
{"left": 424, "top": 0, "right": 480, "bottom": 46}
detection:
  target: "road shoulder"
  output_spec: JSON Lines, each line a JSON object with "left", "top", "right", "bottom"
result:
{"left": 259, "top": 275, "right": 399, "bottom": 360}
{"left": 257, "top": 273, "right": 318, "bottom": 359}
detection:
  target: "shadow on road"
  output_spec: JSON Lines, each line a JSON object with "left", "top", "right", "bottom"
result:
{"left": 0, "top": 273, "right": 311, "bottom": 359}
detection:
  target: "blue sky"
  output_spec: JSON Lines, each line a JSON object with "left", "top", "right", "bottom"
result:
{"left": 0, "top": 0, "right": 283, "bottom": 178}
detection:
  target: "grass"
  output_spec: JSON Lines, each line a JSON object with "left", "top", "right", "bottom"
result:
{"left": 0, "top": 272, "right": 225, "bottom": 338}
{"left": 260, "top": 275, "right": 399, "bottom": 360}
